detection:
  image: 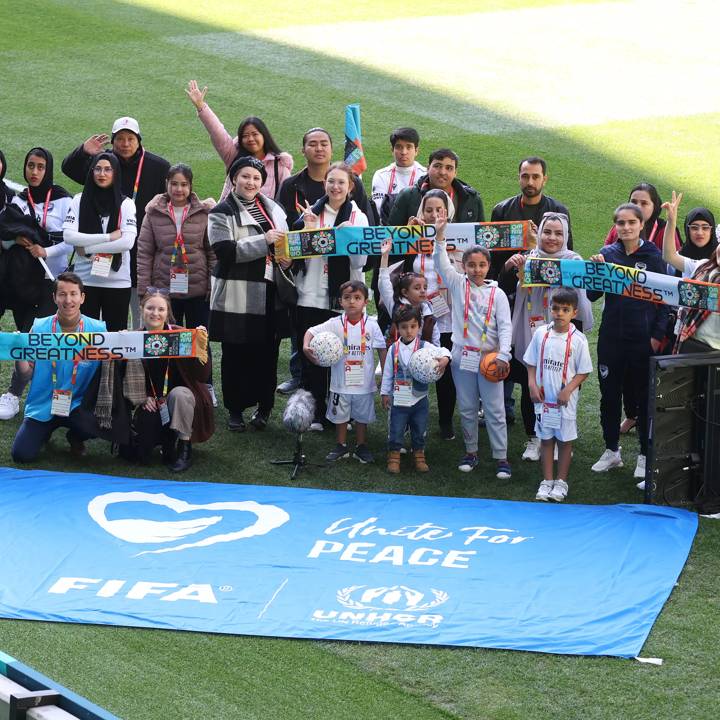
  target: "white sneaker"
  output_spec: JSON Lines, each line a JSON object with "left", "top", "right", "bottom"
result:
{"left": 636, "top": 480, "right": 646, "bottom": 491}
{"left": 549, "top": 479, "right": 569, "bottom": 502}
{"left": 535, "top": 480, "right": 554, "bottom": 501}
{"left": 206, "top": 384, "right": 218, "bottom": 408}
{"left": 309, "top": 421, "right": 324, "bottom": 432}
{"left": 634, "top": 454, "right": 646, "bottom": 479}
{"left": 0, "top": 393, "right": 20, "bottom": 420}
{"left": 522, "top": 437, "right": 541, "bottom": 461}
{"left": 591, "top": 448, "right": 623, "bottom": 472}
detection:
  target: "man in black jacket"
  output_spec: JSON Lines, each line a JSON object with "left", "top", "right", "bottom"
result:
{"left": 61, "top": 116, "right": 169, "bottom": 328}
{"left": 490, "top": 156, "right": 572, "bottom": 280}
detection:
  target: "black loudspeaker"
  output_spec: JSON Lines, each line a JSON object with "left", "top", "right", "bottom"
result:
{"left": 646, "top": 352, "right": 720, "bottom": 510}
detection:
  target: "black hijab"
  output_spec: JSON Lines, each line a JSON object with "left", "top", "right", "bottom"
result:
{"left": 0, "top": 149, "right": 13, "bottom": 212}
{"left": 79, "top": 152, "right": 124, "bottom": 234}
{"left": 680, "top": 207, "right": 717, "bottom": 261}
{"left": 18, "top": 147, "right": 70, "bottom": 205}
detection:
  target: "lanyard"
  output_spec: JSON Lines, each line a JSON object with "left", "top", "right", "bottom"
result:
{"left": 464, "top": 281, "right": 495, "bottom": 342}
{"left": 342, "top": 313, "right": 366, "bottom": 355}
{"left": 132, "top": 149, "right": 146, "bottom": 201}
{"left": 393, "top": 336, "right": 419, "bottom": 377}
{"left": 254, "top": 197, "right": 275, "bottom": 229}
{"left": 387, "top": 165, "right": 416, "bottom": 195}
{"left": 26, "top": 188, "right": 52, "bottom": 229}
{"left": 419, "top": 253, "right": 442, "bottom": 287}
{"left": 526, "top": 287, "right": 549, "bottom": 315}
{"left": 51, "top": 315, "right": 84, "bottom": 388}
{"left": 148, "top": 359, "right": 170, "bottom": 399}
{"left": 168, "top": 204, "right": 190, "bottom": 266}
{"left": 647, "top": 220, "right": 659, "bottom": 246}
{"left": 539, "top": 325, "right": 574, "bottom": 389}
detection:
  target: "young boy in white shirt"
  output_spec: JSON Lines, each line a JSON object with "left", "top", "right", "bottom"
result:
{"left": 304, "top": 280, "right": 387, "bottom": 464}
{"left": 523, "top": 288, "right": 592, "bottom": 502}
{"left": 371, "top": 127, "right": 426, "bottom": 222}
{"left": 381, "top": 305, "right": 450, "bottom": 474}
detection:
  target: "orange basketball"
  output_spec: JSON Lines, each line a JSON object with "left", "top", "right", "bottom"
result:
{"left": 479, "top": 352, "right": 510, "bottom": 382}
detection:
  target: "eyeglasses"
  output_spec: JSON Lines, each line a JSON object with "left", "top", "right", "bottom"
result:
{"left": 688, "top": 224, "right": 712, "bottom": 232}
{"left": 93, "top": 166, "right": 113, "bottom": 175}
{"left": 146, "top": 287, "right": 170, "bottom": 296}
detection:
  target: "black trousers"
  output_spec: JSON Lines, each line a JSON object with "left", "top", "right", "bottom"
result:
{"left": 221, "top": 339, "right": 280, "bottom": 415}
{"left": 295, "top": 305, "right": 335, "bottom": 421}
{"left": 509, "top": 355, "right": 536, "bottom": 437}
{"left": 436, "top": 332, "right": 456, "bottom": 428}
{"left": 598, "top": 335, "right": 652, "bottom": 455}
{"left": 83, "top": 286, "right": 131, "bottom": 331}
{"left": 171, "top": 296, "right": 213, "bottom": 382}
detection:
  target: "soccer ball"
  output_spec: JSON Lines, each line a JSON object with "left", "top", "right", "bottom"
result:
{"left": 309, "top": 331, "right": 344, "bottom": 367}
{"left": 479, "top": 352, "right": 510, "bottom": 382}
{"left": 408, "top": 346, "right": 444, "bottom": 384}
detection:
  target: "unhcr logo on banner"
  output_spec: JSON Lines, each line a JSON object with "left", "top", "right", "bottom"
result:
{"left": 87, "top": 491, "right": 290, "bottom": 555}
{"left": 312, "top": 584, "right": 448, "bottom": 629}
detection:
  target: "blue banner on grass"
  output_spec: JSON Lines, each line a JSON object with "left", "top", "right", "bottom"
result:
{"left": 0, "top": 468, "right": 697, "bottom": 657}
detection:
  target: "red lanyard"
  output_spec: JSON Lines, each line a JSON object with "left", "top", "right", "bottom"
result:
{"left": 320, "top": 208, "right": 356, "bottom": 227}
{"left": 539, "top": 325, "right": 574, "bottom": 389}
{"left": 254, "top": 197, "right": 276, "bottom": 229}
{"left": 393, "top": 336, "right": 419, "bottom": 377}
{"left": 464, "top": 281, "right": 495, "bottom": 341}
{"left": 647, "top": 220, "right": 659, "bottom": 246}
{"left": 27, "top": 188, "right": 52, "bottom": 228}
{"left": 387, "top": 166, "right": 416, "bottom": 195}
{"left": 132, "top": 149, "right": 146, "bottom": 201}
{"left": 168, "top": 204, "right": 190, "bottom": 266}
{"left": 419, "top": 254, "right": 442, "bottom": 287}
{"left": 342, "top": 313, "right": 366, "bottom": 355}
{"left": 51, "top": 315, "right": 84, "bottom": 388}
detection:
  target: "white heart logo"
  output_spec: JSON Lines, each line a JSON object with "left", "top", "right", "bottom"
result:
{"left": 87, "top": 491, "right": 289, "bottom": 556}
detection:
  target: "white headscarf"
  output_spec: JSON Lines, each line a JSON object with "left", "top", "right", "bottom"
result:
{"left": 416, "top": 189, "right": 455, "bottom": 222}
{"left": 511, "top": 212, "right": 594, "bottom": 358}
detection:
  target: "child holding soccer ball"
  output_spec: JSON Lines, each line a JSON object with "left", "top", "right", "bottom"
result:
{"left": 303, "top": 280, "right": 386, "bottom": 464}
{"left": 433, "top": 216, "right": 513, "bottom": 478}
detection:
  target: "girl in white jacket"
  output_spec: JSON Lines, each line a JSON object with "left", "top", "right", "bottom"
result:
{"left": 433, "top": 218, "right": 512, "bottom": 478}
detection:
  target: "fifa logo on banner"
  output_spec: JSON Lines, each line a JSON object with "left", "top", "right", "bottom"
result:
{"left": 313, "top": 584, "right": 448, "bottom": 629}
{"left": 87, "top": 491, "right": 289, "bottom": 555}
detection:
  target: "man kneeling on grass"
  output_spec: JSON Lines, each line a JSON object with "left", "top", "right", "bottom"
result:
{"left": 11, "top": 272, "right": 105, "bottom": 463}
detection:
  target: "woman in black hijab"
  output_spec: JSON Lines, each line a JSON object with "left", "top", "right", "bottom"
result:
{"left": 0, "top": 150, "right": 14, "bottom": 212}
{"left": 63, "top": 152, "right": 137, "bottom": 330}
{"left": 0, "top": 148, "right": 73, "bottom": 422}
{"left": 679, "top": 207, "right": 716, "bottom": 262}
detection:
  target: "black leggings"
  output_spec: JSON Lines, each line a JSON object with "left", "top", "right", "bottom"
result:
{"left": 82, "top": 286, "right": 131, "bottom": 331}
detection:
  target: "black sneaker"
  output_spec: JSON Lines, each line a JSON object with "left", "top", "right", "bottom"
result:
{"left": 353, "top": 444, "right": 374, "bottom": 464}
{"left": 249, "top": 408, "right": 269, "bottom": 431}
{"left": 326, "top": 443, "right": 350, "bottom": 463}
{"left": 439, "top": 424, "right": 456, "bottom": 440}
{"left": 227, "top": 412, "right": 246, "bottom": 432}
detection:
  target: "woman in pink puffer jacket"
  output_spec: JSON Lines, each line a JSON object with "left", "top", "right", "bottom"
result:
{"left": 186, "top": 80, "right": 293, "bottom": 201}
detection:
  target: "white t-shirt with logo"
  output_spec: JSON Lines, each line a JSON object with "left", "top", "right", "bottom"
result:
{"left": 523, "top": 323, "right": 592, "bottom": 420}
{"left": 309, "top": 313, "right": 385, "bottom": 394}
{"left": 679, "top": 257, "right": 720, "bottom": 349}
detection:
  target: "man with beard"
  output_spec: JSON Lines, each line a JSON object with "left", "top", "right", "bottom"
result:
{"left": 61, "top": 117, "right": 169, "bottom": 328}
{"left": 490, "top": 157, "right": 572, "bottom": 430}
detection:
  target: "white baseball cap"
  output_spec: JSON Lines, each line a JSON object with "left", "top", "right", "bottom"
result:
{"left": 111, "top": 116, "right": 141, "bottom": 138}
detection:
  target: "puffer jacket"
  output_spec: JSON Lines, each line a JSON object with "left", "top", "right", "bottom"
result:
{"left": 136, "top": 192, "right": 215, "bottom": 299}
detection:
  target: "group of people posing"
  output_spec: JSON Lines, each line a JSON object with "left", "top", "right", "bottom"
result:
{"left": 0, "top": 80, "right": 716, "bottom": 499}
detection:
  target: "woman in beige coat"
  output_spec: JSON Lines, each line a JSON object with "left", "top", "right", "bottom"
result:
{"left": 136, "top": 163, "right": 217, "bottom": 399}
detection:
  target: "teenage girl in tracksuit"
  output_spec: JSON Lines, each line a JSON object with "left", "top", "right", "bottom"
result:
{"left": 433, "top": 220, "right": 513, "bottom": 479}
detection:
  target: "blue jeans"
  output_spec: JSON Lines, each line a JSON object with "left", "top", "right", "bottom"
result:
{"left": 387, "top": 396, "right": 429, "bottom": 451}
{"left": 11, "top": 408, "right": 97, "bottom": 463}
